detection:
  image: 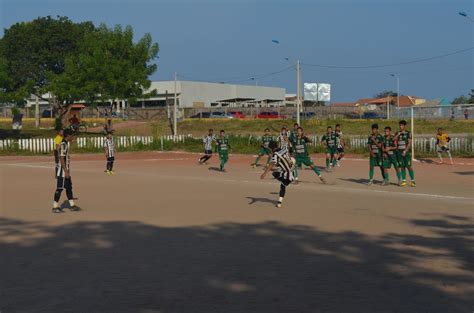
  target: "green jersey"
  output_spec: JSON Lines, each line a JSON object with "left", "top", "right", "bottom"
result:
{"left": 367, "top": 133, "right": 384, "bottom": 156}
{"left": 216, "top": 136, "right": 230, "bottom": 153}
{"left": 382, "top": 134, "right": 397, "bottom": 156}
{"left": 321, "top": 132, "right": 339, "bottom": 148}
{"left": 395, "top": 130, "right": 411, "bottom": 151}
{"left": 291, "top": 136, "right": 311, "bottom": 156}
{"left": 261, "top": 135, "right": 273, "bottom": 149}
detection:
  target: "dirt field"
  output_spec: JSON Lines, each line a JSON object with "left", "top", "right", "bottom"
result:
{"left": 1, "top": 152, "right": 473, "bottom": 313}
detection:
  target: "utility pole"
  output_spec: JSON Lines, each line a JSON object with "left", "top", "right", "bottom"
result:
{"left": 35, "top": 94, "right": 40, "bottom": 128}
{"left": 396, "top": 76, "right": 400, "bottom": 108}
{"left": 296, "top": 59, "right": 301, "bottom": 125}
{"left": 173, "top": 72, "right": 178, "bottom": 136}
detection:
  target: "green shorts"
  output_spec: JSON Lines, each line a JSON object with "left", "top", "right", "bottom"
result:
{"left": 326, "top": 146, "right": 337, "bottom": 155}
{"left": 369, "top": 155, "right": 382, "bottom": 168}
{"left": 396, "top": 151, "right": 412, "bottom": 168}
{"left": 383, "top": 154, "right": 398, "bottom": 169}
{"left": 295, "top": 154, "right": 314, "bottom": 167}
{"left": 259, "top": 147, "right": 271, "bottom": 156}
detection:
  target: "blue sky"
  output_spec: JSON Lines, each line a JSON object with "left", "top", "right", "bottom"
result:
{"left": 1, "top": 0, "right": 473, "bottom": 102}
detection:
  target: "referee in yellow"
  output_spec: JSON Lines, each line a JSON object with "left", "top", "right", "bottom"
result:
{"left": 54, "top": 129, "right": 64, "bottom": 177}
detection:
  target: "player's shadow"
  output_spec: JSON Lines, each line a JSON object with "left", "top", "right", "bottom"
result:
{"left": 246, "top": 196, "right": 278, "bottom": 205}
{"left": 339, "top": 178, "right": 383, "bottom": 185}
{"left": 208, "top": 167, "right": 222, "bottom": 172}
{"left": 453, "top": 171, "right": 474, "bottom": 176}
{"left": 1, "top": 214, "right": 473, "bottom": 313}
{"left": 417, "top": 158, "right": 437, "bottom": 164}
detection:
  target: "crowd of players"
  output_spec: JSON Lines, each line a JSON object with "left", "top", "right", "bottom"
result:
{"left": 50, "top": 120, "right": 455, "bottom": 211}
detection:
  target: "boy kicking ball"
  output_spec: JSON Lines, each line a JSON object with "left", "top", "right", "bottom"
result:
{"left": 104, "top": 132, "right": 116, "bottom": 175}
{"left": 216, "top": 130, "right": 230, "bottom": 172}
{"left": 260, "top": 141, "right": 296, "bottom": 208}
{"left": 52, "top": 129, "right": 81, "bottom": 213}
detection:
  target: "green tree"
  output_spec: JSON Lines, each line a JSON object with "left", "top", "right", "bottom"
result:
{"left": 374, "top": 90, "right": 398, "bottom": 98}
{"left": 50, "top": 24, "right": 159, "bottom": 116}
{"left": 452, "top": 90, "right": 474, "bottom": 104}
{"left": 0, "top": 16, "right": 95, "bottom": 102}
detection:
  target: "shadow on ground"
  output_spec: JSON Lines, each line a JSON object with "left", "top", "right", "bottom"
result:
{"left": 0, "top": 215, "right": 472, "bottom": 313}
{"left": 453, "top": 171, "right": 474, "bottom": 176}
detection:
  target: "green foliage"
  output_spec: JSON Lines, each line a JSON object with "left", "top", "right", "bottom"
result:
{"left": 374, "top": 90, "right": 398, "bottom": 99}
{"left": 452, "top": 89, "right": 474, "bottom": 104}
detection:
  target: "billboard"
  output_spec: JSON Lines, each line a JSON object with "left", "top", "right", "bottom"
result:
{"left": 304, "top": 83, "right": 331, "bottom": 102}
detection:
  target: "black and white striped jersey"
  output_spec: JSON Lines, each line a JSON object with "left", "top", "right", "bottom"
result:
{"left": 278, "top": 132, "right": 290, "bottom": 150}
{"left": 104, "top": 137, "right": 115, "bottom": 157}
{"left": 203, "top": 135, "right": 215, "bottom": 151}
{"left": 271, "top": 147, "right": 295, "bottom": 180}
{"left": 56, "top": 140, "right": 70, "bottom": 178}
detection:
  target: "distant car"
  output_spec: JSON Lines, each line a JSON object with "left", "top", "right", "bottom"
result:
{"left": 190, "top": 112, "right": 211, "bottom": 118}
{"left": 257, "top": 111, "right": 282, "bottom": 119}
{"left": 210, "top": 112, "right": 234, "bottom": 119}
{"left": 41, "top": 109, "right": 55, "bottom": 118}
{"left": 292, "top": 112, "right": 316, "bottom": 119}
{"left": 228, "top": 111, "right": 246, "bottom": 119}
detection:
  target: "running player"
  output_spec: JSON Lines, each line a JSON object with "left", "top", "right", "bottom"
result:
{"left": 288, "top": 123, "right": 299, "bottom": 144}
{"left": 216, "top": 130, "right": 230, "bottom": 172}
{"left": 367, "top": 123, "right": 385, "bottom": 186}
{"left": 199, "top": 129, "right": 215, "bottom": 164}
{"left": 278, "top": 127, "right": 290, "bottom": 150}
{"left": 52, "top": 129, "right": 80, "bottom": 213}
{"left": 321, "top": 126, "right": 338, "bottom": 171}
{"left": 252, "top": 128, "right": 273, "bottom": 168}
{"left": 54, "top": 128, "right": 64, "bottom": 177}
{"left": 104, "top": 132, "right": 116, "bottom": 175}
{"left": 260, "top": 141, "right": 295, "bottom": 208}
{"left": 290, "top": 126, "right": 326, "bottom": 184}
{"left": 395, "top": 120, "right": 416, "bottom": 187}
{"left": 381, "top": 126, "right": 401, "bottom": 186}
{"left": 335, "top": 124, "right": 345, "bottom": 166}
{"left": 436, "top": 128, "right": 453, "bottom": 165}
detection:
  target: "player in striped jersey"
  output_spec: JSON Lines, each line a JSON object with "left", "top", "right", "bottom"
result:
{"left": 52, "top": 129, "right": 80, "bottom": 213}
{"left": 278, "top": 127, "right": 290, "bottom": 151}
{"left": 260, "top": 141, "right": 295, "bottom": 208}
{"left": 335, "top": 124, "right": 345, "bottom": 166}
{"left": 53, "top": 128, "right": 64, "bottom": 177}
{"left": 104, "top": 132, "right": 116, "bottom": 175}
{"left": 199, "top": 129, "right": 215, "bottom": 164}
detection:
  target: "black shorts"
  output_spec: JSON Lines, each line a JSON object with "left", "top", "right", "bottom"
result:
{"left": 57, "top": 177, "right": 72, "bottom": 190}
{"left": 337, "top": 147, "right": 344, "bottom": 153}
{"left": 107, "top": 156, "right": 115, "bottom": 162}
{"left": 438, "top": 146, "right": 449, "bottom": 152}
{"left": 272, "top": 172, "right": 292, "bottom": 186}
{"left": 204, "top": 150, "right": 212, "bottom": 155}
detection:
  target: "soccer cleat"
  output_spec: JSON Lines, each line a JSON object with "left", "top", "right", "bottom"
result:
{"left": 381, "top": 180, "right": 389, "bottom": 186}
{"left": 276, "top": 202, "right": 282, "bottom": 208}
{"left": 367, "top": 180, "right": 373, "bottom": 186}
{"left": 336, "top": 161, "right": 341, "bottom": 167}
{"left": 109, "top": 171, "right": 115, "bottom": 175}
{"left": 69, "top": 205, "right": 81, "bottom": 212}
{"left": 410, "top": 181, "right": 416, "bottom": 187}
{"left": 52, "top": 208, "right": 64, "bottom": 213}
{"left": 400, "top": 181, "right": 407, "bottom": 187}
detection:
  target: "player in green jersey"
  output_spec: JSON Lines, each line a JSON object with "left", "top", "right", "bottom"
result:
{"left": 290, "top": 127, "right": 326, "bottom": 184}
{"left": 288, "top": 123, "right": 299, "bottom": 144}
{"left": 381, "top": 126, "right": 401, "bottom": 186}
{"left": 395, "top": 120, "right": 415, "bottom": 187}
{"left": 216, "top": 130, "right": 230, "bottom": 172}
{"left": 321, "top": 126, "right": 339, "bottom": 171}
{"left": 367, "top": 123, "right": 385, "bottom": 186}
{"left": 252, "top": 128, "right": 273, "bottom": 168}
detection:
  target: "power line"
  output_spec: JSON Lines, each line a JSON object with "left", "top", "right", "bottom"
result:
{"left": 302, "top": 47, "right": 474, "bottom": 69}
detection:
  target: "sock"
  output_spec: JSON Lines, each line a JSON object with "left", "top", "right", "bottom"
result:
{"left": 380, "top": 167, "right": 385, "bottom": 179}
{"left": 278, "top": 196, "right": 283, "bottom": 203}
{"left": 437, "top": 153, "right": 443, "bottom": 162}
{"left": 396, "top": 171, "right": 401, "bottom": 181}
{"left": 255, "top": 156, "right": 260, "bottom": 165}
{"left": 312, "top": 166, "right": 321, "bottom": 176}
{"left": 69, "top": 199, "right": 75, "bottom": 207}
{"left": 220, "top": 159, "right": 224, "bottom": 170}
{"left": 66, "top": 188, "right": 73, "bottom": 200}
{"left": 385, "top": 172, "right": 389, "bottom": 182}
{"left": 110, "top": 161, "right": 114, "bottom": 171}
{"left": 401, "top": 169, "right": 406, "bottom": 180}
{"left": 294, "top": 167, "right": 299, "bottom": 179}
{"left": 325, "top": 158, "right": 330, "bottom": 169}
{"left": 369, "top": 168, "right": 374, "bottom": 180}
{"left": 447, "top": 151, "right": 452, "bottom": 162}
{"left": 279, "top": 184, "right": 286, "bottom": 197}
{"left": 53, "top": 201, "right": 59, "bottom": 208}
{"left": 409, "top": 169, "right": 415, "bottom": 181}
{"left": 54, "top": 189, "right": 62, "bottom": 202}
{"left": 332, "top": 158, "right": 337, "bottom": 167}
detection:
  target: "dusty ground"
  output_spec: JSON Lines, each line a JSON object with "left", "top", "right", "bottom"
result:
{"left": 0, "top": 152, "right": 473, "bottom": 313}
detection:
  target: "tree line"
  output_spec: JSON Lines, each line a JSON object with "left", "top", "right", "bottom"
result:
{"left": 0, "top": 16, "right": 159, "bottom": 120}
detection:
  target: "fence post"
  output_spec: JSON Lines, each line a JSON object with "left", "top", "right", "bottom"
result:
{"left": 161, "top": 136, "right": 164, "bottom": 151}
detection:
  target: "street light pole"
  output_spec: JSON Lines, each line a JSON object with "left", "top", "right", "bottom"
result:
{"left": 296, "top": 59, "right": 301, "bottom": 125}
{"left": 173, "top": 72, "right": 178, "bottom": 136}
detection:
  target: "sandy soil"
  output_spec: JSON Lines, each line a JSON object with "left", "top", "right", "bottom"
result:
{"left": 0, "top": 152, "right": 473, "bottom": 313}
